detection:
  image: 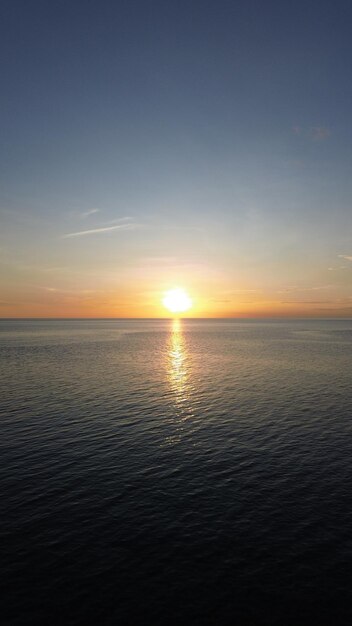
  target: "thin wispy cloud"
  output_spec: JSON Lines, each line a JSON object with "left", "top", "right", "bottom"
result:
{"left": 280, "top": 300, "right": 333, "bottom": 305}
{"left": 42, "top": 287, "right": 95, "bottom": 295}
{"left": 0, "top": 258, "right": 72, "bottom": 274}
{"left": 292, "top": 125, "right": 331, "bottom": 141}
{"left": 80, "top": 208, "right": 100, "bottom": 218}
{"left": 310, "top": 126, "right": 331, "bottom": 141}
{"left": 221, "top": 289, "right": 263, "bottom": 295}
{"left": 62, "top": 220, "right": 139, "bottom": 238}
{"left": 277, "top": 285, "right": 333, "bottom": 294}
{"left": 231, "top": 289, "right": 263, "bottom": 294}
{"left": 338, "top": 254, "right": 352, "bottom": 262}
{"left": 105, "top": 216, "right": 134, "bottom": 224}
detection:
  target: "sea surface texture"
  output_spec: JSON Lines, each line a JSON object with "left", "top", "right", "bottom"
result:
{"left": 1, "top": 318, "right": 352, "bottom": 625}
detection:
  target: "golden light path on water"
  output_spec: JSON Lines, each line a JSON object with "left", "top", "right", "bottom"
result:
{"left": 167, "top": 319, "right": 194, "bottom": 423}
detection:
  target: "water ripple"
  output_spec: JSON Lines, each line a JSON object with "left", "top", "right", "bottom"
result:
{"left": 1, "top": 319, "right": 352, "bottom": 624}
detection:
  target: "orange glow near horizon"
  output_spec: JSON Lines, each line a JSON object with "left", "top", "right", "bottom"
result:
{"left": 0, "top": 277, "right": 351, "bottom": 319}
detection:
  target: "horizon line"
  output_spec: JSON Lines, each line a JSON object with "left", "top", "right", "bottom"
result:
{"left": 0, "top": 316, "right": 351, "bottom": 321}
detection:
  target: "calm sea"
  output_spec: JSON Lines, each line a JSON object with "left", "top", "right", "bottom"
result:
{"left": 1, "top": 318, "right": 352, "bottom": 625}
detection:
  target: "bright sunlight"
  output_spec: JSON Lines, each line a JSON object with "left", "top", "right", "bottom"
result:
{"left": 163, "top": 288, "right": 192, "bottom": 314}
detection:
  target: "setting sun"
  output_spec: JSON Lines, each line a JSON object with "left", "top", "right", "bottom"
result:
{"left": 163, "top": 288, "right": 192, "bottom": 314}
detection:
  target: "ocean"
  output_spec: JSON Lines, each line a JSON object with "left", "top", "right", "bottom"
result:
{"left": 1, "top": 318, "right": 352, "bottom": 625}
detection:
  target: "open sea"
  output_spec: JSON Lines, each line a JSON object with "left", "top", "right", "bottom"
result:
{"left": 1, "top": 318, "right": 352, "bottom": 625}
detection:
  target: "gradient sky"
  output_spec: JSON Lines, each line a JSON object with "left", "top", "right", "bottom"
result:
{"left": 1, "top": 0, "right": 352, "bottom": 317}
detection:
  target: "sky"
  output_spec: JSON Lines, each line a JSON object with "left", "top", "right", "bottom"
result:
{"left": 1, "top": 0, "right": 352, "bottom": 317}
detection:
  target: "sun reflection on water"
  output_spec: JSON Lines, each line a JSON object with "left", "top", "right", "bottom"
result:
{"left": 167, "top": 318, "right": 193, "bottom": 418}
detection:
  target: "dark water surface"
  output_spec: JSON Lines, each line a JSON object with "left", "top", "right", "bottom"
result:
{"left": 1, "top": 318, "right": 352, "bottom": 625}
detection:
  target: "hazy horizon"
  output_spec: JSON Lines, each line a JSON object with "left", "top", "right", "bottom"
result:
{"left": 2, "top": 314, "right": 352, "bottom": 320}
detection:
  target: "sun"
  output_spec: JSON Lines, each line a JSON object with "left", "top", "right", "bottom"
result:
{"left": 163, "top": 288, "right": 192, "bottom": 314}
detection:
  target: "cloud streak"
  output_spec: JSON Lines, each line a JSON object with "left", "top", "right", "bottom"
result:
{"left": 80, "top": 208, "right": 100, "bottom": 218}
{"left": 62, "top": 222, "right": 139, "bottom": 238}
{"left": 292, "top": 125, "right": 331, "bottom": 141}
{"left": 338, "top": 254, "right": 352, "bottom": 262}
{"left": 310, "top": 126, "right": 331, "bottom": 141}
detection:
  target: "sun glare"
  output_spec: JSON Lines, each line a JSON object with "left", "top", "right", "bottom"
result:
{"left": 163, "top": 288, "right": 192, "bottom": 314}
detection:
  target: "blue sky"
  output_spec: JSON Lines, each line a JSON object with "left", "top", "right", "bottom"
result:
{"left": 1, "top": 0, "right": 351, "bottom": 316}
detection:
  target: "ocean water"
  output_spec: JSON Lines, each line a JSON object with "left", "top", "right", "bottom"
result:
{"left": 1, "top": 318, "right": 352, "bottom": 625}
